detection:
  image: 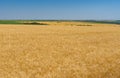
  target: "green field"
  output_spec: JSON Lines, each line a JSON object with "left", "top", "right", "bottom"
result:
{"left": 0, "top": 20, "right": 120, "bottom": 25}
{"left": 0, "top": 20, "right": 49, "bottom": 25}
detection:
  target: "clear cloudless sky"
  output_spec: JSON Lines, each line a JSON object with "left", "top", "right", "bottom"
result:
{"left": 0, "top": 0, "right": 120, "bottom": 20}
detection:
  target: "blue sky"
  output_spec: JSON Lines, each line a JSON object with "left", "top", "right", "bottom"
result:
{"left": 0, "top": 0, "right": 120, "bottom": 20}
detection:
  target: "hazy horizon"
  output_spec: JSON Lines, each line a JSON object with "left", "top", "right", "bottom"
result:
{"left": 0, "top": 0, "right": 120, "bottom": 20}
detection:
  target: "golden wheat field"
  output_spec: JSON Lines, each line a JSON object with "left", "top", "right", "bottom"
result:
{"left": 0, "top": 22, "right": 120, "bottom": 78}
